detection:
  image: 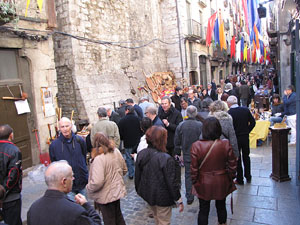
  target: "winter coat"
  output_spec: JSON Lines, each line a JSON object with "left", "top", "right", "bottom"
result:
{"left": 190, "top": 139, "right": 237, "bottom": 201}
{"left": 228, "top": 106, "right": 256, "bottom": 137}
{"left": 153, "top": 116, "right": 164, "bottom": 127}
{"left": 91, "top": 117, "right": 120, "bottom": 147}
{"left": 49, "top": 133, "right": 88, "bottom": 192}
{"left": 27, "top": 190, "right": 102, "bottom": 225}
{"left": 174, "top": 118, "right": 203, "bottom": 162}
{"left": 239, "top": 84, "right": 250, "bottom": 99}
{"left": 0, "top": 140, "right": 22, "bottom": 203}
{"left": 86, "top": 149, "right": 127, "bottom": 204}
{"left": 118, "top": 112, "right": 142, "bottom": 148}
{"left": 208, "top": 111, "right": 239, "bottom": 158}
{"left": 188, "top": 98, "right": 202, "bottom": 111}
{"left": 158, "top": 106, "right": 183, "bottom": 150}
{"left": 109, "top": 111, "right": 121, "bottom": 125}
{"left": 135, "top": 146, "right": 181, "bottom": 206}
{"left": 171, "top": 94, "right": 182, "bottom": 111}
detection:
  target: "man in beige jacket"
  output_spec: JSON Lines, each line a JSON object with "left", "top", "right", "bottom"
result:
{"left": 91, "top": 107, "right": 120, "bottom": 147}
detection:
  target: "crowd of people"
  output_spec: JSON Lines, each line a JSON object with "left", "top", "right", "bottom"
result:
{"left": 0, "top": 70, "right": 297, "bottom": 225}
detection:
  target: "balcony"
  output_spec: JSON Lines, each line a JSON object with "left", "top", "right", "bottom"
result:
{"left": 186, "top": 19, "right": 205, "bottom": 41}
{"left": 198, "top": 0, "right": 207, "bottom": 8}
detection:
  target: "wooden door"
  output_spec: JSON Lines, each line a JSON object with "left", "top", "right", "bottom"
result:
{"left": 0, "top": 85, "right": 32, "bottom": 169}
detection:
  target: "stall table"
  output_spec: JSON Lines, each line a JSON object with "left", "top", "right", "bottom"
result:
{"left": 249, "top": 120, "right": 271, "bottom": 148}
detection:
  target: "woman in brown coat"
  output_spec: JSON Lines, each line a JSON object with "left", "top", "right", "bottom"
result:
{"left": 86, "top": 132, "right": 127, "bottom": 225}
{"left": 190, "top": 117, "right": 237, "bottom": 225}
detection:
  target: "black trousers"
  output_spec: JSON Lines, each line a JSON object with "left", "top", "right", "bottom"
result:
{"left": 2, "top": 199, "right": 22, "bottom": 225}
{"left": 96, "top": 199, "right": 125, "bottom": 225}
{"left": 198, "top": 198, "right": 227, "bottom": 225}
{"left": 237, "top": 135, "right": 251, "bottom": 182}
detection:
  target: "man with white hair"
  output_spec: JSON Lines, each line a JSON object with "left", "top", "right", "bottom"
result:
{"left": 174, "top": 105, "right": 203, "bottom": 205}
{"left": 106, "top": 107, "right": 121, "bottom": 125}
{"left": 144, "top": 105, "right": 164, "bottom": 127}
{"left": 91, "top": 107, "right": 120, "bottom": 147}
{"left": 49, "top": 117, "right": 88, "bottom": 200}
{"left": 139, "top": 96, "right": 154, "bottom": 116}
{"left": 227, "top": 96, "right": 255, "bottom": 185}
{"left": 27, "top": 161, "right": 102, "bottom": 225}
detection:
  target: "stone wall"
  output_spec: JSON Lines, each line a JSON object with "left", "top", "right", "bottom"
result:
{"left": 54, "top": 0, "right": 170, "bottom": 124}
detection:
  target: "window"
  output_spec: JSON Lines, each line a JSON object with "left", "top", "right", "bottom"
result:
{"left": 0, "top": 49, "right": 19, "bottom": 80}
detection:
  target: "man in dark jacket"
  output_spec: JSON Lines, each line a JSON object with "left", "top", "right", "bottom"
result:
{"left": 126, "top": 98, "right": 143, "bottom": 120}
{"left": 106, "top": 107, "right": 121, "bottom": 125}
{"left": 0, "top": 124, "right": 22, "bottom": 225}
{"left": 158, "top": 96, "right": 183, "bottom": 156}
{"left": 116, "top": 100, "right": 126, "bottom": 118}
{"left": 239, "top": 80, "right": 250, "bottom": 107}
{"left": 228, "top": 96, "right": 255, "bottom": 185}
{"left": 118, "top": 105, "right": 142, "bottom": 179}
{"left": 203, "top": 83, "right": 217, "bottom": 101}
{"left": 174, "top": 106, "right": 202, "bottom": 205}
{"left": 49, "top": 117, "right": 88, "bottom": 200}
{"left": 27, "top": 161, "right": 102, "bottom": 225}
{"left": 145, "top": 106, "right": 164, "bottom": 127}
{"left": 188, "top": 89, "right": 202, "bottom": 112}
{"left": 171, "top": 87, "right": 183, "bottom": 111}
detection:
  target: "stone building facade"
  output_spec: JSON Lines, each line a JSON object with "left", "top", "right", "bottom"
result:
{"left": 54, "top": 0, "right": 169, "bottom": 123}
{"left": 0, "top": 0, "right": 57, "bottom": 167}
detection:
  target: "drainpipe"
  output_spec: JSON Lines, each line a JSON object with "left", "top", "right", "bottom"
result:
{"left": 175, "top": 0, "right": 185, "bottom": 79}
{"left": 295, "top": 19, "right": 300, "bottom": 186}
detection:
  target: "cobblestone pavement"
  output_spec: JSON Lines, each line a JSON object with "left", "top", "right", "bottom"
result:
{"left": 21, "top": 144, "right": 300, "bottom": 225}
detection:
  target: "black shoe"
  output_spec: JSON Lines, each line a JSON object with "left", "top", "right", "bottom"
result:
{"left": 246, "top": 178, "right": 252, "bottom": 183}
{"left": 234, "top": 180, "right": 244, "bottom": 185}
{"left": 128, "top": 176, "right": 134, "bottom": 180}
{"left": 187, "top": 199, "right": 194, "bottom": 205}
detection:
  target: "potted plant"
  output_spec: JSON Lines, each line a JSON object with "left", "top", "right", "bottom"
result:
{"left": 0, "top": 1, "right": 18, "bottom": 26}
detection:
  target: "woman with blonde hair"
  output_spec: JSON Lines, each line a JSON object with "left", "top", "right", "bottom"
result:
{"left": 208, "top": 100, "right": 239, "bottom": 158}
{"left": 86, "top": 132, "right": 127, "bottom": 225}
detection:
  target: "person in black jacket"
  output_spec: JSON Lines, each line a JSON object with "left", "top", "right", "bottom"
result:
{"left": 0, "top": 124, "right": 22, "bottom": 225}
{"left": 228, "top": 96, "right": 256, "bottom": 185}
{"left": 158, "top": 96, "right": 183, "bottom": 156}
{"left": 171, "top": 87, "right": 183, "bottom": 111}
{"left": 118, "top": 105, "right": 142, "bottom": 179}
{"left": 27, "top": 161, "right": 102, "bottom": 225}
{"left": 106, "top": 107, "right": 121, "bottom": 125}
{"left": 135, "top": 126, "right": 183, "bottom": 224}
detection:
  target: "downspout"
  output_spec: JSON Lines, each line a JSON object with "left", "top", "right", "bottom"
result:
{"left": 175, "top": 0, "right": 185, "bottom": 79}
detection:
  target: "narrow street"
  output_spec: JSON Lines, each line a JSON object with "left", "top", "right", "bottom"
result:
{"left": 21, "top": 144, "right": 300, "bottom": 225}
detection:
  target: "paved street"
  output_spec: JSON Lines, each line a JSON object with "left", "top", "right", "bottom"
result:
{"left": 21, "top": 144, "right": 300, "bottom": 225}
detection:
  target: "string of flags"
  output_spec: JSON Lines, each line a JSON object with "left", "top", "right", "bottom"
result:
{"left": 206, "top": 0, "right": 271, "bottom": 65}
{"left": 25, "top": 0, "right": 44, "bottom": 17}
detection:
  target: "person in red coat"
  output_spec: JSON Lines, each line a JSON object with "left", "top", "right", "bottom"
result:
{"left": 190, "top": 117, "right": 237, "bottom": 225}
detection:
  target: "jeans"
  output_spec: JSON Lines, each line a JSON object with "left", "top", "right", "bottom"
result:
{"left": 184, "top": 161, "right": 194, "bottom": 202}
{"left": 198, "top": 198, "right": 227, "bottom": 225}
{"left": 124, "top": 148, "right": 135, "bottom": 177}
{"left": 269, "top": 116, "right": 282, "bottom": 126}
{"left": 67, "top": 188, "right": 87, "bottom": 202}
{"left": 241, "top": 98, "right": 248, "bottom": 107}
{"left": 2, "top": 199, "right": 22, "bottom": 225}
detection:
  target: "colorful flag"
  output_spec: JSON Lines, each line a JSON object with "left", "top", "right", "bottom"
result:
{"left": 25, "top": 0, "right": 31, "bottom": 17}
{"left": 240, "top": 37, "right": 244, "bottom": 60}
{"left": 242, "top": 0, "right": 249, "bottom": 34}
{"left": 206, "top": 12, "right": 217, "bottom": 47}
{"left": 214, "top": 18, "right": 220, "bottom": 46}
{"left": 219, "top": 19, "right": 227, "bottom": 50}
{"left": 37, "top": 0, "right": 43, "bottom": 12}
{"left": 244, "top": 44, "right": 248, "bottom": 61}
{"left": 230, "top": 36, "right": 236, "bottom": 58}
{"left": 236, "top": 40, "right": 241, "bottom": 62}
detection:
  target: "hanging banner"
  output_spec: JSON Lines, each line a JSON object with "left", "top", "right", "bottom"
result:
{"left": 37, "top": 0, "right": 43, "bottom": 12}
{"left": 25, "top": 0, "right": 30, "bottom": 17}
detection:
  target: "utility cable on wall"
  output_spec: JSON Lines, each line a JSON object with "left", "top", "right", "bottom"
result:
{"left": 0, "top": 25, "right": 185, "bottom": 49}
